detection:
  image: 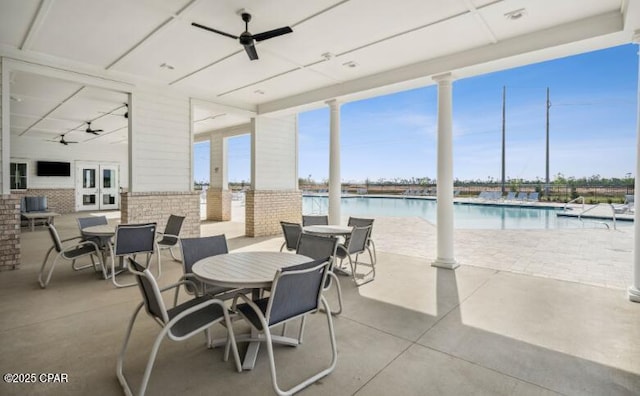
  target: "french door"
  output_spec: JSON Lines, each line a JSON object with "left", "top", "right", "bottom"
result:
{"left": 76, "top": 162, "right": 119, "bottom": 211}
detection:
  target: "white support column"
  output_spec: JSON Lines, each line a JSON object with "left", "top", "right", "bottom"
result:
{"left": 629, "top": 30, "right": 640, "bottom": 302}
{"left": 1, "top": 58, "right": 10, "bottom": 195}
{"left": 327, "top": 99, "right": 341, "bottom": 225}
{"left": 432, "top": 73, "right": 459, "bottom": 269}
{"left": 210, "top": 133, "right": 228, "bottom": 190}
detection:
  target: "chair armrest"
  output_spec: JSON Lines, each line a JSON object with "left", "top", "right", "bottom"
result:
{"left": 164, "top": 297, "right": 229, "bottom": 332}
{"left": 159, "top": 279, "right": 198, "bottom": 294}
{"left": 231, "top": 292, "right": 253, "bottom": 312}
{"left": 60, "top": 235, "right": 83, "bottom": 243}
{"left": 156, "top": 233, "right": 180, "bottom": 242}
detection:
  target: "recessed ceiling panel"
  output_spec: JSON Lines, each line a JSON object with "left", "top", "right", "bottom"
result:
{"left": 479, "top": 0, "right": 621, "bottom": 41}
{"left": 32, "top": 117, "right": 82, "bottom": 134}
{"left": 11, "top": 72, "right": 83, "bottom": 102}
{"left": 112, "top": 18, "right": 241, "bottom": 83}
{"left": 310, "top": 14, "right": 489, "bottom": 82}
{"left": 10, "top": 98, "right": 64, "bottom": 120}
{"left": 259, "top": 0, "right": 469, "bottom": 66}
{"left": 173, "top": 51, "right": 296, "bottom": 97}
{"left": 30, "top": 0, "right": 176, "bottom": 67}
{"left": 222, "top": 68, "right": 334, "bottom": 104}
{"left": 0, "top": 0, "right": 40, "bottom": 47}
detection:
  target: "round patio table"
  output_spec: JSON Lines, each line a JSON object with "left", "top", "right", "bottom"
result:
{"left": 302, "top": 225, "right": 353, "bottom": 236}
{"left": 192, "top": 251, "right": 312, "bottom": 370}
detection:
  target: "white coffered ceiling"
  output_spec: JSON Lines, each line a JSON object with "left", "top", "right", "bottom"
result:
{"left": 1, "top": 0, "right": 638, "bottom": 142}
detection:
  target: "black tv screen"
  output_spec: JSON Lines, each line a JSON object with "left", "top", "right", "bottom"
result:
{"left": 37, "top": 161, "right": 71, "bottom": 177}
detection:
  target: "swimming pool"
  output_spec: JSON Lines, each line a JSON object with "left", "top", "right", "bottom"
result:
{"left": 302, "top": 196, "right": 630, "bottom": 230}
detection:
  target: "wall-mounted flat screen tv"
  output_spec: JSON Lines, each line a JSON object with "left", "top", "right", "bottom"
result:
{"left": 36, "top": 161, "right": 71, "bottom": 177}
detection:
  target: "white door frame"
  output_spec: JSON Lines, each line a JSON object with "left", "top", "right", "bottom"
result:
{"left": 76, "top": 161, "right": 120, "bottom": 211}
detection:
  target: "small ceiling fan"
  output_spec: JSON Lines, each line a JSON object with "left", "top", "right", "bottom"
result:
{"left": 57, "top": 134, "right": 78, "bottom": 145}
{"left": 192, "top": 11, "right": 293, "bottom": 60}
{"left": 85, "top": 121, "right": 103, "bottom": 135}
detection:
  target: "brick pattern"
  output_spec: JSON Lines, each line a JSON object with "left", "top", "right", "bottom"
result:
{"left": 206, "top": 189, "right": 231, "bottom": 221}
{"left": 245, "top": 190, "right": 302, "bottom": 237}
{"left": 121, "top": 192, "right": 200, "bottom": 238}
{"left": 12, "top": 189, "right": 75, "bottom": 214}
{"left": 0, "top": 195, "right": 21, "bottom": 270}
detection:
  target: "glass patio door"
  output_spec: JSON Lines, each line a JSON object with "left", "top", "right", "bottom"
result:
{"left": 76, "top": 162, "right": 119, "bottom": 211}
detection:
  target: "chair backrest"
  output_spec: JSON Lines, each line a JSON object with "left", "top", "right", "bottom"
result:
{"left": 302, "top": 215, "right": 328, "bottom": 227}
{"left": 114, "top": 223, "right": 157, "bottom": 257}
{"left": 296, "top": 233, "right": 337, "bottom": 261}
{"left": 129, "top": 258, "right": 168, "bottom": 323}
{"left": 266, "top": 258, "right": 330, "bottom": 326}
{"left": 77, "top": 216, "right": 108, "bottom": 233}
{"left": 46, "top": 223, "right": 63, "bottom": 253}
{"left": 280, "top": 221, "right": 302, "bottom": 251}
{"left": 160, "top": 214, "right": 185, "bottom": 245}
{"left": 347, "top": 225, "right": 371, "bottom": 254}
{"left": 180, "top": 235, "right": 228, "bottom": 274}
{"left": 348, "top": 217, "right": 374, "bottom": 237}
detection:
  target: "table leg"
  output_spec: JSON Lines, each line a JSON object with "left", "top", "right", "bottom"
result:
{"left": 30, "top": 218, "right": 35, "bottom": 232}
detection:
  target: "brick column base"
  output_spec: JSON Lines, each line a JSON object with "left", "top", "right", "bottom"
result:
{"left": 121, "top": 192, "right": 201, "bottom": 238}
{"left": 0, "top": 195, "right": 21, "bottom": 270}
{"left": 206, "top": 189, "right": 231, "bottom": 221}
{"left": 245, "top": 190, "right": 301, "bottom": 237}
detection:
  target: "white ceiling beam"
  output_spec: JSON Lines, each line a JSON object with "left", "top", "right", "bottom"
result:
{"left": 19, "top": 86, "right": 85, "bottom": 136}
{"left": 20, "top": 0, "right": 55, "bottom": 50}
{"left": 258, "top": 10, "right": 625, "bottom": 115}
{"left": 106, "top": 0, "right": 200, "bottom": 69}
{"left": 190, "top": 98, "right": 256, "bottom": 117}
{"left": 462, "top": 0, "right": 498, "bottom": 44}
{"left": 194, "top": 122, "right": 251, "bottom": 141}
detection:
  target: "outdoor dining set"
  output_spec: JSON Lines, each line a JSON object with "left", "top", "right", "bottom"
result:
{"left": 36, "top": 213, "right": 377, "bottom": 396}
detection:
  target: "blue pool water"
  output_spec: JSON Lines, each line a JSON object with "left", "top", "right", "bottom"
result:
{"left": 302, "top": 196, "right": 630, "bottom": 230}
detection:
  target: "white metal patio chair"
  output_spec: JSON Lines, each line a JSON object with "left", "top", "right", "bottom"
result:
{"left": 336, "top": 225, "right": 375, "bottom": 286}
{"left": 38, "top": 223, "right": 104, "bottom": 288}
{"left": 156, "top": 214, "right": 185, "bottom": 262}
{"left": 296, "top": 233, "right": 342, "bottom": 315}
{"left": 279, "top": 221, "right": 302, "bottom": 252}
{"left": 232, "top": 258, "right": 337, "bottom": 396}
{"left": 116, "top": 258, "right": 241, "bottom": 396}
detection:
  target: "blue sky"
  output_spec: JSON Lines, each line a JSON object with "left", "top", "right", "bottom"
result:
{"left": 194, "top": 44, "right": 638, "bottom": 183}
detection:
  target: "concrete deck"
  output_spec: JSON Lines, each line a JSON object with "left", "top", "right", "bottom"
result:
{"left": 1, "top": 207, "right": 639, "bottom": 395}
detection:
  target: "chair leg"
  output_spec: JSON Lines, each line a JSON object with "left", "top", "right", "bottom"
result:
{"left": 111, "top": 249, "right": 136, "bottom": 288}
{"left": 168, "top": 247, "right": 181, "bottom": 262}
{"left": 368, "top": 240, "right": 377, "bottom": 265}
{"left": 264, "top": 298, "right": 338, "bottom": 396}
{"left": 279, "top": 242, "right": 286, "bottom": 252}
{"left": 71, "top": 257, "right": 94, "bottom": 271}
{"left": 297, "top": 316, "right": 306, "bottom": 343}
{"left": 348, "top": 253, "right": 374, "bottom": 286}
{"left": 116, "top": 303, "right": 144, "bottom": 396}
{"left": 325, "top": 271, "right": 343, "bottom": 315}
{"left": 222, "top": 309, "right": 242, "bottom": 373}
{"left": 38, "top": 247, "right": 56, "bottom": 288}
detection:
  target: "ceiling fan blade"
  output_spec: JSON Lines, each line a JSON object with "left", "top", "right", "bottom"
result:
{"left": 252, "top": 26, "right": 292, "bottom": 42}
{"left": 191, "top": 22, "right": 238, "bottom": 40}
{"left": 244, "top": 44, "right": 259, "bottom": 60}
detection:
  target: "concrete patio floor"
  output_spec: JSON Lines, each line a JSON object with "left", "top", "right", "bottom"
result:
{"left": 1, "top": 209, "right": 639, "bottom": 395}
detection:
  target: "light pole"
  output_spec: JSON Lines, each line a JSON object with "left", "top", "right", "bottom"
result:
{"left": 545, "top": 87, "right": 551, "bottom": 197}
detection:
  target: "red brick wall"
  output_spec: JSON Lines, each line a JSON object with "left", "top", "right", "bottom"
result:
{"left": 245, "top": 190, "right": 301, "bottom": 237}
{"left": 12, "top": 188, "right": 75, "bottom": 213}
{"left": 121, "top": 191, "right": 200, "bottom": 238}
{"left": 0, "top": 195, "right": 21, "bottom": 270}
